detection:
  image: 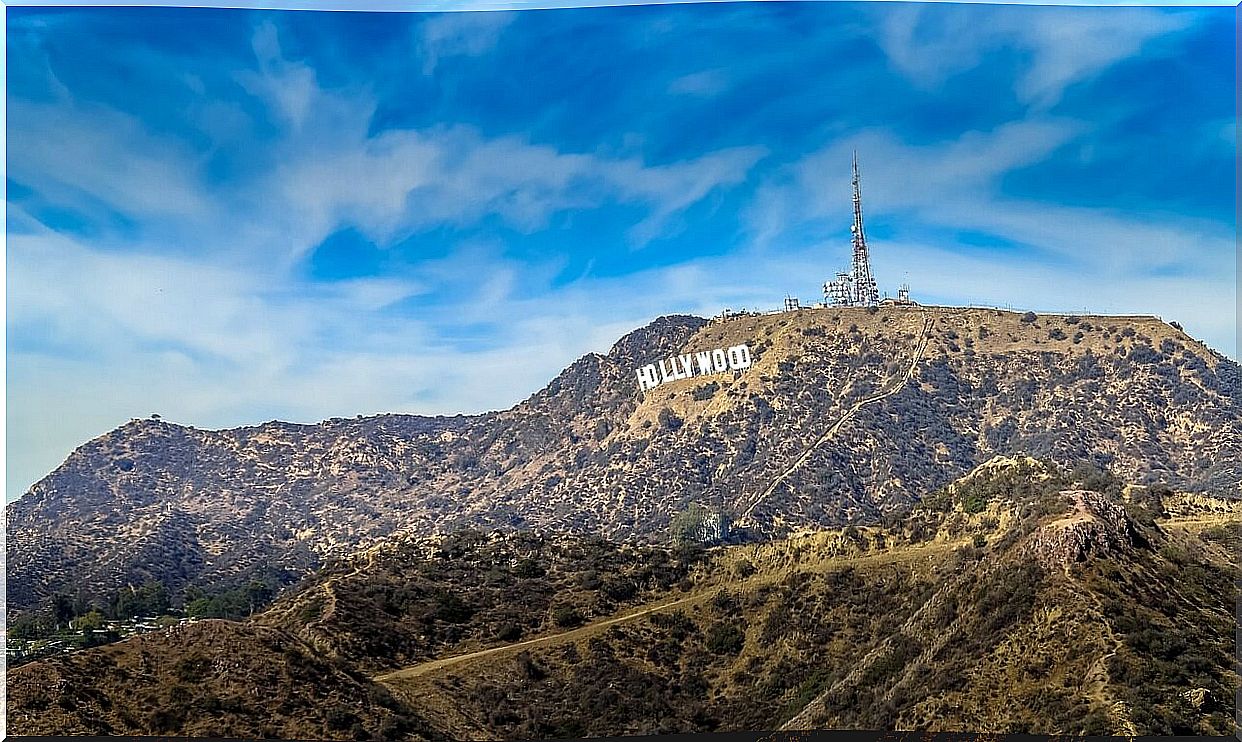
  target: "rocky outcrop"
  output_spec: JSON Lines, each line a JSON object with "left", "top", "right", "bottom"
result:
{"left": 1026, "top": 490, "right": 1147, "bottom": 567}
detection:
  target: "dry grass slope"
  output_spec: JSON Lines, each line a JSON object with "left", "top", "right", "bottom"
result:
{"left": 8, "top": 306, "right": 1237, "bottom": 614}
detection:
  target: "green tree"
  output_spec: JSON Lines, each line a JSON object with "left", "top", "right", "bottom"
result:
{"left": 705, "top": 621, "right": 745, "bottom": 655}
{"left": 668, "top": 503, "right": 727, "bottom": 545}
{"left": 9, "top": 613, "right": 54, "bottom": 640}
{"left": 51, "top": 593, "right": 75, "bottom": 629}
{"left": 244, "top": 580, "right": 273, "bottom": 617}
{"left": 70, "top": 610, "right": 105, "bottom": 632}
{"left": 514, "top": 558, "right": 545, "bottom": 578}
{"left": 1072, "top": 462, "right": 1123, "bottom": 497}
{"left": 185, "top": 597, "right": 217, "bottom": 619}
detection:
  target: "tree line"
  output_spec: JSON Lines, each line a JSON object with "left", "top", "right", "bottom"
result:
{"left": 9, "top": 577, "right": 280, "bottom": 644}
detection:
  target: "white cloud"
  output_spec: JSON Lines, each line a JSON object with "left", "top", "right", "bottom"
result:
{"left": 417, "top": 10, "right": 515, "bottom": 75}
{"left": 216, "top": 21, "right": 770, "bottom": 256}
{"left": 1013, "top": 9, "right": 1191, "bottom": 108}
{"left": 875, "top": 5, "right": 1193, "bottom": 108}
{"left": 260, "top": 121, "right": 765, "bottom": 253}
{"left": 668, "top": 69, "right": 729, "bottom": 98}
{"left": 7, "top": 98, "right": 213, "bottom": 224}
{"left": 236, "top": 22, "right": 321, "bottom": 131}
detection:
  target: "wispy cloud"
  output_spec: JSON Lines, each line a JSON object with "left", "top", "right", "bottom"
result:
{"left": 8, "top": 98, "right": 213, "bottom": 225}
{"left": 417, "top": 9, "right": 514, "bottom": 74}
{"left": 875, "top": 4, "right": 1193, "bottom": 108}
{"left": 668, "top": 68, "right": 730, "bottom": 98}
{"left": 5, "top": 3, "right": 1233, "bottom": 502}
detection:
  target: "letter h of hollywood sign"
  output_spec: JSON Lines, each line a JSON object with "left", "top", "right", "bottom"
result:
{"left": 635, "top": 344, "right": 753, "bottom": 392}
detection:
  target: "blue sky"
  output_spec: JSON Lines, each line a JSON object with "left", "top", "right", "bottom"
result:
{"left": 5, "top": 2, "right": 1236, "bottom": 501}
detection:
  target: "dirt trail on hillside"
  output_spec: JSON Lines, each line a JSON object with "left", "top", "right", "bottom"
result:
{"left": 1159, "top": 515, "right": 1237, "bottom": 530}
{"left": 374, "top": 592, "right": 702, "bottom": 683}
{"left": 374, "top": 536, "right": 959, "bottom": 686}
{"left": 736, "top": 311, "right": 934, "bottom": 528}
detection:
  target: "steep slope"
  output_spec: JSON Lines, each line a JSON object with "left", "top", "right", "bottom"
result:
{"left": 8, "top": 307, "right": 1239, "bottom": 613}
{"left": 374, "top": 464, "right": 1240, "bottom": 739}
{"left": 8, "top": 460, "right": 1239, "bottom": 739}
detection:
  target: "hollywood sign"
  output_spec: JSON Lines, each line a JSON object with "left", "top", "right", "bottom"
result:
{"left": 636, "top": 344, "right": 753, "bottom": 392}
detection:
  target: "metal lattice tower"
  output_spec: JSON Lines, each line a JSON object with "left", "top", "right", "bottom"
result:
{"left": 849, "top": 151, "right": 879, "bottom": 307}
{"left": 824, "top": 153, "right": 880, "bottom": 307}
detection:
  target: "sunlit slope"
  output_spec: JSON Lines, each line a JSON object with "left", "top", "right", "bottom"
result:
{"left": 9, "top": 459, "right": 1239, "bottom": 738}
{"left": 8, "top": 306, "right": 1238, "bottom": 613}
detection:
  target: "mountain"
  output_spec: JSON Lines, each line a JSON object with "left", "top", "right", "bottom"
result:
{"left": 8, "top": 459, "right": 1240, "bottom": 738}
{"left": 7, "top": 306, "right": 1239, "bottom": 613}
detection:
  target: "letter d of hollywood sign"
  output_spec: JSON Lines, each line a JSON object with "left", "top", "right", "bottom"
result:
{"left": 635, "top": 344, "right": 753, "bottom": 392}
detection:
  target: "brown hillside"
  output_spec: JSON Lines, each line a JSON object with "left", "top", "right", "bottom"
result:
{"left": 7, "top": 306, "right": 1238, "bottom": 613}
{"left": 372, "top": 466, "right": 1239, "bottom": 738}
{"left": 8, "top": 462, "right": 1239, "bottom": 739}
{"left": 6, "top": 619, "right": 446, "bottom": 740}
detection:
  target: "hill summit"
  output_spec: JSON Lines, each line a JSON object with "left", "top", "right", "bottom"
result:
{"left": 7, "top": 305, "right": 1239, "bottom": 612}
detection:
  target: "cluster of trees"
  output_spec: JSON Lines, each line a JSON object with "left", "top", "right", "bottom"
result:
{"left": 918, "top": 457, "right": 1063, "bottom": 514}
{"left": 668, "top": 503, "right": 730, "bottom": 545}
{"left": 10, "top": 580, "right": 173, "bottom": 640}
{"left": 183, "top": 580, "right": 277, "bottom": 620}
{"left": 917, "top": 458, "right": 1155, "bottom": 519}
{"left": 264, "top": 530, "right": 709, "bottom": 673}
{"left": 9, "top": 577, "right": 280, "bottom": 650}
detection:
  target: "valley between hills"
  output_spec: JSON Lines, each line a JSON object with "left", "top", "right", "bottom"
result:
{"left": 6, "top": 305, "right": 1241, "bottom": 738}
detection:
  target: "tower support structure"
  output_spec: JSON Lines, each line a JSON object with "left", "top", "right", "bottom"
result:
{"left": 825, "top": 152, "right": 881, "bottom": 308}
{"left": 849, "top": 152, "right": 879, "bottom": 306}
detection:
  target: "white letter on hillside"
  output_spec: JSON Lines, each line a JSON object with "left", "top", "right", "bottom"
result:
{"left": 679, "top": 354, "right": 694, "bottom": 378}
{"left": 728, "top": 344, "right": 753, "bottom": 370}
{"left": 659, "top": 358, "right": 675, "bottom": 384}
{"left": 637, "top": 364, "right": 660, "bottom": 391}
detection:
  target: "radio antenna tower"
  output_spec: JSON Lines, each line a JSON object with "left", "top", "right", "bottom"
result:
{"left": 825, "top": 152, "right": 880, "bottom": 307}
{"left": 849, "top": 151, "right": 879, "bottom": 306}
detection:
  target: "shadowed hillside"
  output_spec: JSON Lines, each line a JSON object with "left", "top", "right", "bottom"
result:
{"left": 5, "top": 619, "right": 447, "bottom": 741}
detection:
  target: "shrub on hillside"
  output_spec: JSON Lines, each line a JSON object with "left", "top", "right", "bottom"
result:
{"left": 705, "top": 621, "right": 745, "bottom": 655}
{"left": 658, "top": 408, "right": 683, "bottom": 431}
{"left": 553, "top": 605, "right": 584, "bottom": 628}
{"left": 691, "top": 383, "right": 719, "bottom": 401}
